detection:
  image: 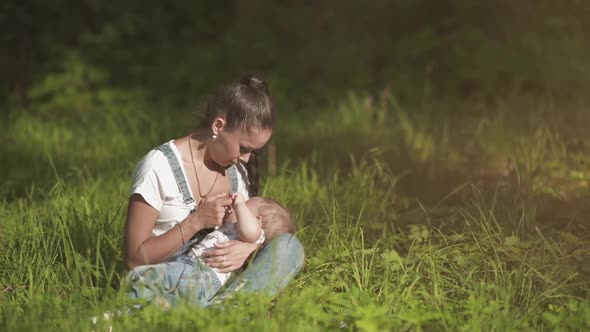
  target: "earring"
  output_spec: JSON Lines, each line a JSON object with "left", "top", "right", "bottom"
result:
{"left": 211, "top": 134, "right": 217, "bottom": 141}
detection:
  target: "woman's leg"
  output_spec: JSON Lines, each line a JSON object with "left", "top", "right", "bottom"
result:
{"left": 126, "top": 255, "right": 221, "bottom": 308}
{"left": 216, "top": 234, "right": 305, "bottom": 298}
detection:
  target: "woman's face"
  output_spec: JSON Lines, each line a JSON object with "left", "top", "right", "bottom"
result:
{"left": 208, "top": 122, "right": 272, "bottom": 167}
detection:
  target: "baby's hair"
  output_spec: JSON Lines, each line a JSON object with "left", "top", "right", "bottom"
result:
{"left": 256, "top": 197, "right": 296, "bottom": 242}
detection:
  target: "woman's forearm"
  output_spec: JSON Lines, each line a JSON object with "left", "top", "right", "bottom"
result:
{"left": 126, "top": 193, "right": 230, "bottom": 269}
{"left": 126, "top": 208, "right": 204, "bottom": 269}
{"left": 127, "top": 224, "right": 185, "bottom": 268}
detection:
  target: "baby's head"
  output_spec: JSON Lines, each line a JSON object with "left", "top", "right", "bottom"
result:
{"left": 246, "top": 197, "right": 295, "bottom": 244}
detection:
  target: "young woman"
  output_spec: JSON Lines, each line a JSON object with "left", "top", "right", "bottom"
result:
{"left": 124, "top": 74, "right": 304, "bottom": 307}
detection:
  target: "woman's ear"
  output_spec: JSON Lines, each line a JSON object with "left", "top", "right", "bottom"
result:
{"left": 211, "top": 117, "right": 226, "bottom": 136}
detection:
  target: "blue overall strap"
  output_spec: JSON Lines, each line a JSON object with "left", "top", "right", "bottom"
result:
{"left": 156, "top": 143, "right": 196, "bottom": 212}
{"left": 227, "top": 164, "right": 239, "bottom": 194}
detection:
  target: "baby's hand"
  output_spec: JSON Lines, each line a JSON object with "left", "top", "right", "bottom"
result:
{"left": 231, "top": 193, "right": 246, "bottom": 206}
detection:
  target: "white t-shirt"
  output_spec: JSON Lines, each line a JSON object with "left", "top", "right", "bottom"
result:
{"left": 129, "top": 140, "right": 250, "bottom": 237}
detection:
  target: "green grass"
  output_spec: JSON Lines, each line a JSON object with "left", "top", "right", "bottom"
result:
{"left": 2, "top": 86, "right": 590, "bottom": 331}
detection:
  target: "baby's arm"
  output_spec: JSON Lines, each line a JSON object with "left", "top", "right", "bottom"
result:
{"left": 232, "top": 193, "right": 263, "bottom": 243}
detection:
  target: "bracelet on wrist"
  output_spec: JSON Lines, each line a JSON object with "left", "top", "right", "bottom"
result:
{"left": 177, "top": 222, "right": 186, "bottom": 245}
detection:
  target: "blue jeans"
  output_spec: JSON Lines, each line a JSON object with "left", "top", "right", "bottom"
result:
{"left": 126, "top": 234, "right": 305, "bottom": 307}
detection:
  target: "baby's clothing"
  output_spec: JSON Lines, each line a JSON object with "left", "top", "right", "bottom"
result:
{"left": 188, "top": 223, "right": 265, "bottom": 285}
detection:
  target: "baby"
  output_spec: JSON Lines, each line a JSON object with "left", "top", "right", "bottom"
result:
{"left": 187, "top": 193, "right": 295, "bottom": 288}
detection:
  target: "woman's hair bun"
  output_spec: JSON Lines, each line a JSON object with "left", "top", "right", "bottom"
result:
{"left": 240, "top": 73, "right": 270, "bottom": 95}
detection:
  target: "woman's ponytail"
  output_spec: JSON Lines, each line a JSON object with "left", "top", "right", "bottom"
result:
{"left": 240, "top": 74, "right": 270, "bottom": 96}
{"left": 245, "top": 151, "right": 259, "bottom": 197}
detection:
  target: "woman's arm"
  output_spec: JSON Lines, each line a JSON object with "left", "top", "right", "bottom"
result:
{"left": 124, "top": 193, "right": 232, "bottom": 269}
{"left": 232, "top": 193, "right": 263, "bottom": 243}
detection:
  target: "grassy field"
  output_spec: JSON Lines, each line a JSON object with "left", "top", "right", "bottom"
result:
{"left": 1, "top": 75, "right": 589, "bottom": 331}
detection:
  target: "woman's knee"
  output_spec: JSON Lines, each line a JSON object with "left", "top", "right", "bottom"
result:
{"left": 266, "top": 234, "right": 305, "bottom": 270}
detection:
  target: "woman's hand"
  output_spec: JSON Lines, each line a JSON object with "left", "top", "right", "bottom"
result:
{"left": 202, "top": 240, "right": 259, "bottom": 273}
{"left": 189, "top": 192, "right": 233, "bottom": 232}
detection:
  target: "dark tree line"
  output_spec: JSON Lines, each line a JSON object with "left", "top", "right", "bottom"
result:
{"left": 2, "top": 1, "right": 589, "bottom": 109}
